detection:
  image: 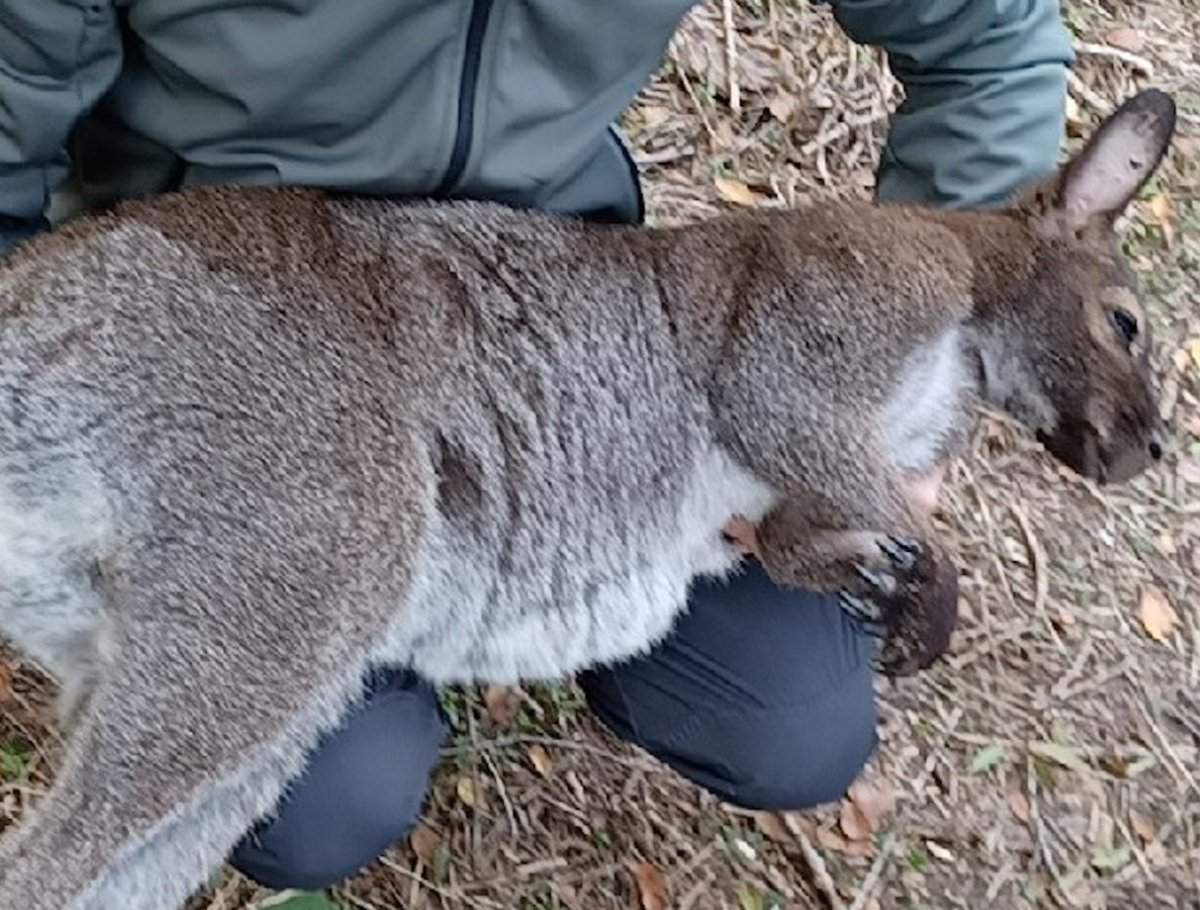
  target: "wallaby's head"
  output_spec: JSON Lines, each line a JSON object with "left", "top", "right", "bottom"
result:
{"left": 978, "top": 89, "right": 1176, "bottom": 486}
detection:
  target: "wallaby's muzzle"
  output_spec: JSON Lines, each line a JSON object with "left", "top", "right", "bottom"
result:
{"left": 1038, "top": 413, "right": 1165, "bottom": 486}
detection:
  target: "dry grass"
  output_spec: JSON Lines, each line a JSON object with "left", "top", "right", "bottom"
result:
{"left": 2, "top": 1, "right": 1198, "bottom": 908}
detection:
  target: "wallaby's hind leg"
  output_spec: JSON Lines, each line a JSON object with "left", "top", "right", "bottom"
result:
{"left": 0, "top": 454, "right": 430, "bottom": 909}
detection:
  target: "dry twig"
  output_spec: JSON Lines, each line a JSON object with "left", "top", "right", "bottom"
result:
{"left": 782, "top": 814, "right": 846, "bottom": 910}
{"left": 723, "top": 0, "right": 740, "bottom": 113}
{"left": 847, "top": 833, "right": 897, "bottom": 910}
{"left": 1011, "top": 502, "right": 1065, "bottom": 654}
{"left": 1075, "top": 40, "right": 1155, "bottom": 76}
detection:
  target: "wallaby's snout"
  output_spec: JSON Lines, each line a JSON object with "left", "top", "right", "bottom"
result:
{"left": 1005, "top": 88, "right": 1177, "bottom": 487}
{"left": 1104, "top": 405, "right": 1169, "bottom": 484}
{"left": 1037, "top": 392, "right": 1165, "bottom": 486}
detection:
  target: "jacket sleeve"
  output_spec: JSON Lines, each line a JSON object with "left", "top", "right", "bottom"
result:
{"left": 828, "top": 0, "right": 1074, "bottom": 209}
{"left": 0, "top": 0, "right": 122, "bottom": 225}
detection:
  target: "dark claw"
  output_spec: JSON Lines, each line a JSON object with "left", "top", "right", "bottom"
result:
{"left": 838, "top": 591, "right": 884, "bottom": 634}
{"left": 837, "top": 591, "right": 875, "bottom": 619}
{"left": 878, "top": 535, "right": 919, "bottom": 571}
{"left": 855, "top": 564, "right": 896, "bottom": 595}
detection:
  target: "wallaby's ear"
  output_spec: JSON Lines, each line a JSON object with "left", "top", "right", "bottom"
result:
{"left": 1045, "top": 89, "right": 1176, "bottom": 232}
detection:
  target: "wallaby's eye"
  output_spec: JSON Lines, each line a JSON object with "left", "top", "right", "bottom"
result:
{"left": 1111, "top": 307, "right": 1139, "bottom": 346}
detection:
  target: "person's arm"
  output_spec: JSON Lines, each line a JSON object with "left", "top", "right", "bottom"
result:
{"left": 0, "top": 0, "right": 122, "bottom": 254}
{"left": 828, "top": 0, "right": 1074, "bottom": 209}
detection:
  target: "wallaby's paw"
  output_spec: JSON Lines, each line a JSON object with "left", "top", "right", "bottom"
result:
{"left": 838, "top": 536, "right": 918, "bottom": 632}
{"left": 837, "top": 535, "right": 959, "bottom": 676}
{"left": 837, "top": 534, "right": 919, "bottom": 600}
{"left": 838, "top": 590, "right": 884, "bottom": 632}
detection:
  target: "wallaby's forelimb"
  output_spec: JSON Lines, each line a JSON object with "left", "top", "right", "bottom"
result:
{"left": 731, "top": 433, "right": 956, "bottom": 673}
{"left": 753, "top": 494, "right": 957, "bottom": 673}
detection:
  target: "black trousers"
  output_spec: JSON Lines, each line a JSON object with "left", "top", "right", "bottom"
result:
{"left": 230, "top": 561, "right": 878, "bottom": 890}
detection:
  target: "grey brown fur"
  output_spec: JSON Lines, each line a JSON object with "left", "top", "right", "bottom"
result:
{"left": 0, "top": 91, "right": 1175, "bottom": 908}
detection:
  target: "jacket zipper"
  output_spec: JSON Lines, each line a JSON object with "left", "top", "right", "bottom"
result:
{"left": 436, "top": 0, "right": 495, "bottom": 195}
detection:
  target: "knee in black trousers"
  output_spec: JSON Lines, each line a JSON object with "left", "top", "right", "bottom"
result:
{"left": 579, "top": 560, "right": 878, "bottom": 810}
{"left": 229, "top": 668, "right": 447, "bottom": 891}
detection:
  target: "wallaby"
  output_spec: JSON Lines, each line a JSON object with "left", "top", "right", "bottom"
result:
{"left": 0, "top": 89, "right": 1174, "bottom": 908}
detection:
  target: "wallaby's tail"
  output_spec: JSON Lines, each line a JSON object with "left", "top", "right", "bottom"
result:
{"left": 0, "top": 435, "right": 430, "bottom": 910}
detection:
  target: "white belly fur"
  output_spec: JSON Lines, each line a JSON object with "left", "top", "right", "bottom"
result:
{"left": 377, "top": 446, "right": 780, "bottom": 684}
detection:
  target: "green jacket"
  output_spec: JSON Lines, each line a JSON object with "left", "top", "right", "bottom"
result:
{"left": 0, "top": 0, "right": 1073, "bottom": 238}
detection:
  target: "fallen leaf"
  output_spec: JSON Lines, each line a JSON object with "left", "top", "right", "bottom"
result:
{"left": 639, "top": 105, "right": 673, "bottom": 129}
{"left": 1126, "top": 753, "right": 1159, "bottom": 777}
{"left": 731, "top": 837, "right": 758, "bottom": 863}
{"left": 1130, "top": 811, "right": 1156, "bottom": 844}
{"left": 631, "top": 862, "right": 669, "bottom": 910}
{"left": 847, "top": 779, "right": 896, "bottom": 832}
{"left": 737, "top": 885, "right": 765, "bottom": 910}
{"left": 527, "top": 744, "right": 553, "bottom": 779}
{"left": 713, "top": 120, "right": 737, "bottom": 150}
{"left": 843, "top": 838, "right": 874, "bottom": 857}
{"left": 1188, "top": 338, "right": 1200, "bottom": 371}
{"left": 483, "top": 685, "right": 520, "bottom": 728}
{"left": 767, "top": 90, "right": 798, "bottom": 122}
{"left": 410, "top": 825, "right": 442, "bottom": 865}
{"left": 1104, "top": 26, "right": 1144, "bottom": 52}
{"left": 926, "top": 840, "right": 955, "bottom": 862}
{"left": 912, "top": 849, "right": 934, "bottom": 873}
{"left": 1029, "top": 741, "right": 1091, "bottom": 776}
{"left": 0, "top": 746, "right": 25, "bottom": 782}
{"left": 754, "top": 811, "right": 792, "bottom": 844}
{"left": 0, "top": 660, "right": 11, "bottom": 703}
{"left": 456, "top": 777, "right": 477, "bottom": 807}
{"left": 1064, "top": 95, "right": 1086, "bottom": 137}
{"left": 714, "top": 176, "right": 760, "bottom": 207}
{"left": 1008, "top": 788, "right": 1031, "bottom": 823}
{"left": 1179, "top": 456, "right": 1200, "bottom": 486}
{"left": 1177, "top": 137, "right": 1200, "bottom": 160}
{"left": 1100, "top": 754, "right": 1130, "bottom": 778}
{"left": 839, "top": 799, "right": 872, "bottom": 841}
{"left": 1139, "top": 586, "right": 1179, "bottom": 642}
{"left": 816, "top": 826, "right": 849, "bottom": 852}
{"left": 970, "top": 744, "right": 1006, "bottom": 774}
{"left": 1150, "top": 193, "right": 1173, "bottom": 221}
{"left": 1145, "top": 841, "right": 1168, "bottom": 865}
{"left": 1091, "top": 843, "right": 1132, "bottom": 872}
{"left": 1153, "top": 532, "right": 1178, "bottom": 557}
{"left": 1160, "top": 376, "right": 1180, "bottom": 422}
{"left": 1148, "top": 193, "right": 1176, "bottom": 247}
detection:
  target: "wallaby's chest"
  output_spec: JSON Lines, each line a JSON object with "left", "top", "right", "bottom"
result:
{"left": 880, "top": 327, "right": 972, "bottom": 473}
